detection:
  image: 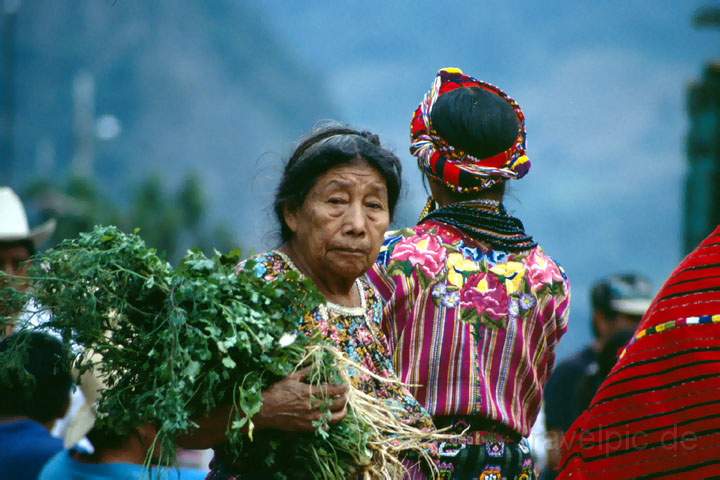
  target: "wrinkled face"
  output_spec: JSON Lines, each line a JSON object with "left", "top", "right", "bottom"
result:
{"left": 284, "top": 160, "right": 390, "bottom": 284}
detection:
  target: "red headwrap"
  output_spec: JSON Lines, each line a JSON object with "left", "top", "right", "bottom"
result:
{"left": 410, "top": 67, "right": 530, "bottom": 193}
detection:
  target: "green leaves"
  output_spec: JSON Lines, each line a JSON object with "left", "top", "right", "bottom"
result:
{"left": 1, "top": 226, "right": 326, "bottom": 470}
{"left": 3, "top": 226, "right": 391, "bottom": 478}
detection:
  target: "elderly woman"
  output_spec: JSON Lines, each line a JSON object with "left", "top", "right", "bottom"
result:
{"left": 367, "top": 68, "right": 571, "bottom": 479}
{"left": 200, "top": 125, "right": 434, "bottom": 479}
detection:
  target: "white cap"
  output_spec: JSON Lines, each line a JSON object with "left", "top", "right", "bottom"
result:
{"left": 0, "top": 187, "right": 56, "bottom": 247}
{"left": 611, "top": 297, "right": 653, "bottom": 316}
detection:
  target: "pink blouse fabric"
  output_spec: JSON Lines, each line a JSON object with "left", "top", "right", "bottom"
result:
{"left": 367, "top": 219, "right": 570, "bottom": 437}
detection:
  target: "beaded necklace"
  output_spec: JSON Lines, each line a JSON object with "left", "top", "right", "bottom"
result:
{"left": 421, "top": 198, "right": 537, "bottom": 253}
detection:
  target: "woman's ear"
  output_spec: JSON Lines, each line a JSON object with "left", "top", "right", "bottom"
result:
{"left": 136, "top": 423, "right": 158, "bottom": 445}
{"left": 283, "top": 204, "right": 299, "bottom": 235}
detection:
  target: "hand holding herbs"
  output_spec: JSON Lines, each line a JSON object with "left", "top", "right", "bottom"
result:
{"left": 0, "top": 226, "right": 443, "bottom": 479}
{"left": 252, "top": 366, "right": 349, "bottom": 432}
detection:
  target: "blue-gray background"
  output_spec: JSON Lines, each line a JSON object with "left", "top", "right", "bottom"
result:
{"left": 4, "top": 0, "right": 719, "bottom": 359}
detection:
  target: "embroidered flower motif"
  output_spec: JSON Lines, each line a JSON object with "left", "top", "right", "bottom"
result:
{"left": 459, "top": 243, "right": 481, "bottom": 261}
{"left": 441, "top": 291, "right": 460, "bottom": 308}
{"left": 527, "top": 248, "right": 564, "bottom": 292}
{"left": 488, "top": 250, "right": 509, "bottom": 265}
{"left": 447, "top": 252, "right": 481, "bottom": 289}
{"left": 460, "top": 272, "right": 508, "bottom": 324}
{"left": 313, "top": 313, "right": 331, "bottom": 337}
{"left": 432, "top": 282, "right": 448, "bottom": 299}
{"left": 390, "top": 234, "right": 446, "bottom": 278}
{"left": 355, "top": 328, "right": 372, "bottom": 345}
{"left": 253, "top": 262, "right": 267, "bottom": 278}
{"left": 475, "top": 248, "right": 509, "bottom": 267}
{"left": 490, "top": 261, "right": 526, "bottom": 294}
{"left": 432, "top": 283, "right": 461, "bottom": 308}
{"left": 519, "top": 293, "right": 537, "bottom": 311}
{"left": 478, "top": 466, "right": 502, "bottom": 480}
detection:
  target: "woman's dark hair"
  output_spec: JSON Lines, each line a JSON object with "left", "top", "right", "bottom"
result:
{"left": 274, "top": 124, "right": 402, "bottom": 242}
{"left": 430, "top": 86, "right": 520, "bottom": 159}
{"left": 86, "top": 425, "right": 129, "bottom": 453}
{"left": 0, "top": 331, "right": 72, "bottom": 423}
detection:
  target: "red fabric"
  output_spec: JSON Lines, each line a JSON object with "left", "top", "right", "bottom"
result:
{"left": 411, "top": 106, "right": 425, "bottom": 133}
{"left": 444, "top": 162, "right": 461, "bottom": 187}
{"left": 558, "top": 227, "right": 720, "bottom": 479}
{"left": 429, "top": 151, "right": 442, "bottom": 172}
{"left": 478, "top": 149, "right": 511, "bottom": 169}
{"left": 409, "top": 68, "right": 529, "bottom": 191}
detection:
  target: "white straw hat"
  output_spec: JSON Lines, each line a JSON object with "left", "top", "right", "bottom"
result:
{"left": 0, "top": 187, "right": 56, "bottom": 247}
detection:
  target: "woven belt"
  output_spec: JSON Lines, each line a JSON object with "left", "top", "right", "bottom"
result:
{"left": 434, "top": 415, "right": 522, "bottom": 444}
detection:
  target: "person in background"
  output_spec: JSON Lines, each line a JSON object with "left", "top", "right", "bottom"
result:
{"left": 573, "top": 328, "right": 635, "bottom": 416}
{"left": 368, "top": 67, "right": 570, "bottom": 479}
{"left": 0, "top": 186, "right": 94, "bottom": 450}
{"left": 0, "top": 331, "right": 72, "bottom": 480}
{"left": 0, "top": 187, "right": 56, "bottom": 337}
{"left": 558, "top": 227, "right": 720, "bottom": 479}
{"left": 39, "top": 423, "right": 207, "bottom": 480}
{"left": 36, "top": 357, "right": 206, "bottom": 480}
{"left": 542, "top": 274, "right": 653, "bottom": 479}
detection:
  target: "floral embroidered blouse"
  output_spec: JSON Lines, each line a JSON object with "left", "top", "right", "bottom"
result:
{"left": 367, "top": 220, "right": 570, "bottom": 437}
{"left": 248, "top": 251, "right": 433, "bottom": 427}
{"left": 253, "top": 250, "right": 432, "bottom": 422}
{"left": 208, "top": 251, "right": 435, "bottom": 479}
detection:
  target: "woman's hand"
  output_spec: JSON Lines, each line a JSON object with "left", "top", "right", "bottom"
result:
{"left": 176, "top": 368, "right": 349, "bottom": 448}
{"left": 254, "top": 367, "right": 349, "bottom": 432}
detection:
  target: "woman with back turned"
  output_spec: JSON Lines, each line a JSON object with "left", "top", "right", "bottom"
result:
{"left": 368, "top": 68, "right": 571, "bottom": 479}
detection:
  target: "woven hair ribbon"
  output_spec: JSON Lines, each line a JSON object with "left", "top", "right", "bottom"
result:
{"left": 410, "top": 67, "right": 531, "bottom": 193}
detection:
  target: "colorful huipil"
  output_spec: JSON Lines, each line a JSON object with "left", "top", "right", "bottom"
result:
{"left": 558, "top": 227, "right": 720, "bottom": 480}
{"left": 367, "top": 220, "right": 570, "bottom": 438}
{"left": 208, "top": 250, "right": 435, "bottom": 480}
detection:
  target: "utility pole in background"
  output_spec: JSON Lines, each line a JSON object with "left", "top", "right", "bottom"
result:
{"left": 71, "top": 71, "right": 96, "bottom": 178}
{"left": 1, "top": 0, "right": 20, "bottom": 185}
{"left": 684, "top": 6, "right": 720, "bottom": 253}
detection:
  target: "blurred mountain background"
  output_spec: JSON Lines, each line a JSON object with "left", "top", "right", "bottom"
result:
{"left": 4, "top": 0, "right": 337, "bottom": 259}
{"left": 1, "top": 0, "right": 719, "bottom": 358}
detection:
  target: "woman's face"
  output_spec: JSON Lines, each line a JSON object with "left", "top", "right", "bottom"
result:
{"left": 284, "top": 160, "right": 390, "bottom": 285}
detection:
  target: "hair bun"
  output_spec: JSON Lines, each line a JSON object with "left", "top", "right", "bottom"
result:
{"left": 430, "top": 87, "right": 520, "bottom": 159}
{"left": 360, "top": 131, "right": 381, "bottom": 146}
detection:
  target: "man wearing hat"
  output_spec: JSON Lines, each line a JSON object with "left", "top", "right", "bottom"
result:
{"left": 542, "top": 274, "right": 654, "bottom": 479}
{"left": 0, "top": 186, "right": 56, "bottom": 337}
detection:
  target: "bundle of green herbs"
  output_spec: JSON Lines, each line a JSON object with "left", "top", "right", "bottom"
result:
{"left": 0, "top": 226, "right": 440, "bottom": 479}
